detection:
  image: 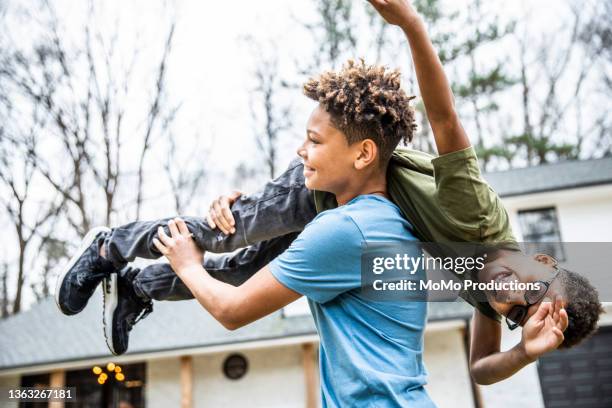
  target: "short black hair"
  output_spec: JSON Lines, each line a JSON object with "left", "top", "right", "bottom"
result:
{"left": 559, "top": 268, "right": 604, "bottom": 348}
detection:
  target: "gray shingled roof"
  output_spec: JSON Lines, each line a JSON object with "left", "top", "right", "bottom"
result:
{"left": 483, "top": 156, "right": 612, "bottom": 197}
{"left": 0, "top": 290, "right": 471, "bottom": 371}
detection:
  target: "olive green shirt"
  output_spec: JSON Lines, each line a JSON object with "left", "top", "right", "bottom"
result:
{"left": 313, "top": 146, "right": 518, "bottom": 321}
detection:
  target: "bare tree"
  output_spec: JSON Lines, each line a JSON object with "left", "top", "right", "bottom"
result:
{"left": 134, "top": 22, "right": 177, "bottom": 219}
{"left": 578, "top": 0, "right": 612, "bottom": 156}
{"left": 0, "top": 1, "right": 181, "bottom": 313}
{"left": 301, "top": 0, "right": 358, "bottom": 71}
{"left": 503, "top": 4, "right": 597, "bottom": 167}
{"left": 579, "top": 0, "right": 611, "bottom": 82}
{"left": 163, "top": 133, "right": 208, "bottom": 214}
{"left": 459, "top": 0, "right": 516, "bottom": 166}
{"left": 244, "top": 38, "right": 293, "bottom": 179}
{"left": 0, "top": 2, "right": 179, "bottom": 233}
{"left": 1, "top": 261, "right": 8, "bottom": 318}
{"left": 0, "top": 131, "right": 63, "bottom": 314}
{"left": 400, "top": 0, "right": 608, "bottom": 169}
{"left": 30, "top": 234, "right": 68, "bottom": 302}
{"left": 365, "top": 5, "right": 390, "bottom": 64}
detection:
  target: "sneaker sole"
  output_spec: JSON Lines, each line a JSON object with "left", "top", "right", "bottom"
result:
{"left": 102, "top": 273, "right": 119, "bottom": 355}
{"left": 54, "top": 226, "right": 111, "bottom": 315}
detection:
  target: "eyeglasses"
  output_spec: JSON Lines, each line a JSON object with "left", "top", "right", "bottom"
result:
{"left": 505, "top": 264, "right": 561, "bottom": 330}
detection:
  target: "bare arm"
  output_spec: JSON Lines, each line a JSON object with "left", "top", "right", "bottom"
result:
{"left": 153, "top": 218, "right": 301, "bottom": 330}
{"left": 175, "top": 264, "right": 301, "bottom": 330}
{"left": 368, "top": 0, "right": 470, "bottom": 155}
{"left": 469, "top": 309, "right": 534, "bottom": 385}
{"left": 470, "top": 298, "right": 568, "bottom": 385}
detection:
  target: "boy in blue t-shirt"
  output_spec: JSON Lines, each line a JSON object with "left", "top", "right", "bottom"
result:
{"left": 153, "top": 61, "right": 435, "bottom": 405}
{"left": 149, "top": 26, "right": 437, "bottom": 404}
{"left": 269, "top": 196, "right": 431, "bottom": 407}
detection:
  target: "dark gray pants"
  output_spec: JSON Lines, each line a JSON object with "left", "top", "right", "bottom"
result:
{"left": 103, "top": 158, "right": 317, "bottom": 302}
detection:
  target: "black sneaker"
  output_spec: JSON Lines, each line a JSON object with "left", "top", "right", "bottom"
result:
{"left": 55, "top": 227, "right": 116, "bottom": 315}
{"left": 103, "top": 266, "right": 153, "bottom": 356}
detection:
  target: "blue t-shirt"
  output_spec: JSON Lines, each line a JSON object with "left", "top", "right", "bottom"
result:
{"left": 269, "top": 195, "right": 435, "bottom": 408}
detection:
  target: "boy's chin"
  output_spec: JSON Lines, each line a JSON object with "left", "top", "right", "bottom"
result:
{"left": 484, "top": 295, "right": 505, "bottom": 315}
{"left": 305, "top": 177, "right": 336, "bottom": 195}
{"left": 304, "top": 177, "right": 321, "bottom": 191}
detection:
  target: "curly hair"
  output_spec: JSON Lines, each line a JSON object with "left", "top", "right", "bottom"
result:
{"left": 303, "top": 59, "right": 417, "bottom": 165}
{"left": 559, "top": 268, "right": 604, "bottom": 348}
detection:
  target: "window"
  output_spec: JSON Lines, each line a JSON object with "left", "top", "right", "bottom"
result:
{"left": 518, "top": 207, "right": 566, "bottom": 261}
{"left": 19, "top": 362, "right": 146, "bottom": 408}
{"left": 65, "top": 362, "right": 146, "bottom": 408}
{"left": 19, "top": 373, "right": 50, "bottom": 408}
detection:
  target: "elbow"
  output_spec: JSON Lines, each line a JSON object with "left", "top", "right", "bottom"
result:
{"left": 220, "top": 319, "right": 240, "bottom": 331}
{"left": 469, "top": 363, "right": 494, "bottom": 386}
{"left": 215, "top": 304, "right": 245, "bottom": 331}
{"left": 470, "top": 374, "right": 492, "bottom": 386}
{"left": 429, "top": 109, "right": 460, "bottom": 127}
{"left": 471, "top": 374, "right": 494, "bottom": 386}
{"left": 195, "top": 288, "right": 248, "bottom": 331}
{"left": 219, "top": 315, "right": 243, "bottom": 331}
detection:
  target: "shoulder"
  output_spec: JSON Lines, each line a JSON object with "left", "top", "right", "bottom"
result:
{"left": 277, "top": 207, "right": 364, "bottom": 269}
{"left": 342, "top": 195, "right": 406, "bottom": 228}
{"left": 305, "top": 207, "right": 362, "bottom": 241}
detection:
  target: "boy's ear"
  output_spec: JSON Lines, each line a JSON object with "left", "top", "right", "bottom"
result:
{"left": 354, "top": 139, "right": 378, "bottom": 170}
{"left": 533, "top": 253, "right": 557, "bottom": 266}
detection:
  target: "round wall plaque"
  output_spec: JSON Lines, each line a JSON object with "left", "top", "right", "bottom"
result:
{"left": 223, "top": 353, "right": 248, "bottom": 380}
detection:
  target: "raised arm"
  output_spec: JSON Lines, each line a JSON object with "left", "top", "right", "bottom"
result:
{"left": 368, "top": 0, "right": 470, "bottom": 155}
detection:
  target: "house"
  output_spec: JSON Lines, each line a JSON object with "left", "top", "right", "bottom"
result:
{"left": 477, "top": 156, "right": 612, "bottom": 408}
{"left": 1, "top": 156, "right": 611, "bottom": 408}
{"left": 0, "top": 295, "right": 476, "bottom": 408}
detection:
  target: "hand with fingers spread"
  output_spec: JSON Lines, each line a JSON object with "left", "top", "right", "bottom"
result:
{"left": 520, "top": 296, "right": 569, "bottom": 360}
{"left": 153, "top": 218, "right": 204, "bottom": 274}
{"left": 367, "top": 0, "right": 418, "bottom": 27}
{"left": 206, "top": 191, "right": 242, "bottom": 235}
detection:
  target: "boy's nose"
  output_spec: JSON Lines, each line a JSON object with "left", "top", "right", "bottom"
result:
{"left": 505, "top": 290, "right": 527, "bottom": 305}
{"left": 297, "top": 143, "right": 307, "bottom": 159}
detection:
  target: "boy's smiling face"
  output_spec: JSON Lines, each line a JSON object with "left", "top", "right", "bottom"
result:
{"left": 297, "top": 105, "right": 360, "bottom": 193}
{"left": 478, "top": 251, "right": 566, "bottom": 324}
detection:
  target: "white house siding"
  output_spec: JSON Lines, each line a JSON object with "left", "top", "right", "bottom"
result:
{"left": 502, "top": 184, "right": 612, "bottom": 242}
{"left": 598, "top": 304, "right": 612, "bottom": 326}
{"left": 0, "top": 375, "right": 19, "bottom": 408}
{"left": 146, "top": 357, "right": 182, "bottom": 408}
{"left": 423, "top": 327, "right": 474, "bottom": 408}
{"left": 192, "top": 345, "right": 310, "bottom": 408}
{"left": 143, "top": 329, "right": 476, "bottom": 408}
{"left": 477, "top": 325, "right": 546, "bottom": 408}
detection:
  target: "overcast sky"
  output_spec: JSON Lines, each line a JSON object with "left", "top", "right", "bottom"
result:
{"left": 4, "top": 0, "right": 573, "bottom": 185}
